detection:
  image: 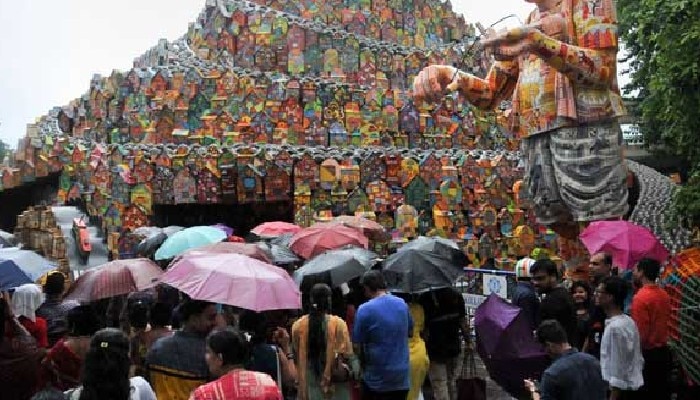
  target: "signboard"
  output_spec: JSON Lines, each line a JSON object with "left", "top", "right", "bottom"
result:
{"left": 463, "top": 293, "right": 486, "bottom": 311}
{"left": 482, "top": 273, "right": 508, "bottom": 299}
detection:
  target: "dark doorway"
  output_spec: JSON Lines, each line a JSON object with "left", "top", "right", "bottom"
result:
{"left": 151, "top": 201, "right": 294, "bottom": 236}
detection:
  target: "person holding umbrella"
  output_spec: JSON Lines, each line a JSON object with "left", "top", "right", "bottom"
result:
{"left": 524, "top": 320, "right": 606, "bottom": 400}
{"left": 10, "top": 283, "right": 49, "bottom": 348}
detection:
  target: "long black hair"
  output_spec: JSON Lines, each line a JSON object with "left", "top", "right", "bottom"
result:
{"left": 79, "top": 328, "right": 131, "bottom": 400}
{"left": 308, "top": 283, "right": 332, "bottom": 377}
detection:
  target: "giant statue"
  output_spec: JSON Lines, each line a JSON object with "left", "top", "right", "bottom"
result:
{"left": 413, "top": 0, "right": 628, "bottom": 239}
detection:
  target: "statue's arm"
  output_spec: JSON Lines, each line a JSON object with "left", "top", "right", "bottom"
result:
{"left": 530, "top": 1, "right": 619, "bottom": 88}
{"left": 450, "top": 61, "right": 520, "bottom": 110}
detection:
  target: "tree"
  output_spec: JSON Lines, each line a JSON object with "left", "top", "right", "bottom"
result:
{"left": 0, "top": 139, "right": 8, "bottom": 163}
{"left": 617, "top": 0, "right": 700, "bottom": 225}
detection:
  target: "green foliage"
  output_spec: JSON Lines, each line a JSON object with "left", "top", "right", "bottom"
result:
{"left": 0, "top": 139, "right": 8, "bottom": 163}
{"left": 617, "top": 0, "right": 700, "bottom": 226}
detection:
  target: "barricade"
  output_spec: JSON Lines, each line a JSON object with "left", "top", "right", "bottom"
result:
{"left": 455, "top": 268, "right": 517, "bottom": 337}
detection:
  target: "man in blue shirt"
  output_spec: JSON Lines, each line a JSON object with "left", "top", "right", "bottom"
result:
{"left": 353, "top": 270, "right": 412, "bottom": 400}
{"left": 525, "top": 320, "right": 607, "bottom": 400}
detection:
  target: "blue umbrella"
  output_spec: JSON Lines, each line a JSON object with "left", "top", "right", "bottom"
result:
{"left": 0, "top": 259, "right": 33, "bottom": 291}
{"left": 154, "top": 226, "right": 228, "bottom": 260}
{"left": 0, "top": 248, "right": 56, "bottom": 281}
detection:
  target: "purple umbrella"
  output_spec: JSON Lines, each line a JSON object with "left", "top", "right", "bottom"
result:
{"left": 474, "top": 294, "right": 549, "bottom": 398}
{"left": 211, "top": 223, "right": 234, "bottom": 237}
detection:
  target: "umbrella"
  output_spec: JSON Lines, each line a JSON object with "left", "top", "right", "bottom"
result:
{"left": 161, "top": 253, "right": 301, "bottom": 312}
{"left": 289, "top": 223, "right": 368, "bottom": 259}
{"left": 579, "top": 220, "right": 670, "bottom": 269}
{"left": 154, "top": 226, "right": 227, "bottom": 260}
{"left": 0, "top": 248, "right": 56, "bottom": 281}
{"left": 211, "top": 223, "right": 234, "bottom": 237}
{"left": 383, "top": 248, "right": 464, "bottom": 293}
{"left": 162, "top": 226, "right": 184, "bottom": 237}
{"left": 182, "top": 242, "right": 273, "bottom": 263}
{"left": 271, "top": 233, "right": 294, "bottom": 247}
{"left": 399, "top": 236, "right": 468, "bottom": 266}
{"left": 332, "top": 216, "right": 389, "bottom": 241}
{"left": 251, "top": 221, "right": 302, "bottom": 238}
{"left": 293, "top": 247, "right": 377, "bottom": 286}
{"left": 132, "top": 226, "right": 163, "bottom": 238}
{"left": 474, "top": 294, "right": 549, "bottom": 398}
{"left": 0, "top": 259, "right": 33, "bottom": 291}
{"left": 64, "top": 258, "right": 163, "bottom": 302}
{"left": 257, "top": 242, "right": 300, "bottom": 265}
{"left": 135, "top": 232, "right": 168, "bottom": 257}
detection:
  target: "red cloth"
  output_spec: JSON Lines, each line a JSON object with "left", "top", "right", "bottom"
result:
{"left": 20, "top": 316, "right": 49, "bottom": 348}
{"left": 190, "top": 369, "right": 282, "bottom": 400}
{"left": 631, "top": 284, "right": 671, "bottom": 350}
{"left": 40, "top": 338, "right": 83, "bottom": 391}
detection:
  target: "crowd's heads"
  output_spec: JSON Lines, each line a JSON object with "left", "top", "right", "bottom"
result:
{"left": 149, "top": 302, "right": 172, "bottom": 328}
{"left": 595, "top": 276, "right": 628, "bottom": 311}
{"left": 67, "top": 305, "right": 100, "bottom": 337}
{"left": 570, "top": 281, "right": 592, "bottom": 309}
{"left": 536, "top": 319, "right": 569, "bottom": 356}
{"left": 515, "top": 257, "right": 536, "bottom": 280}
{"left": 530, "top": 258, "right": 559, "bottom": 294}
{"left": 43, "top": 271, "right": 66, "bottom": 297}
{"left": 634, "top": 258, "right": 661, "bottom": 284}
{"left": 360, "top": 270, "right": 387, "bottom": 298}
{"left": 81, "top": 328, "right": 131, "bottom": 400}
{"left": 179, "top": 297, "right": 217, "bottom": 336}
{"left": 310, "top": 283, "right": 332, "bottom": 314}
{"left": 205, "top": 329, "right": 250, "bottom": 378}
{"left": 11, "top": 284, "right": 44, "bottom": 321}
{"left": 128, "top": 301, "right": 149, "bottom": 330}
{"left": 589, "top": 252, "right": 613, "bottom": 283}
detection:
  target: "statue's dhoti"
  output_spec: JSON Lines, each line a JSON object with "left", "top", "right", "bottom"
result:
{"left": 521, "top": 119, "right": 629, "bottom": 229}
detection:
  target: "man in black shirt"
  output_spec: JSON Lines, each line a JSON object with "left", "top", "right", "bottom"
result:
{"left": 421, "top": 287, "right": 470, "bottom": 400}
{"left": 586, "top": 252, "right": 614, "bottom": 358}
{"left": 531, "top": 259, "right": 578, "bottom": 348}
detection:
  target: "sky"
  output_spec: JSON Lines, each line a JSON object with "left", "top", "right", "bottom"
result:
{"left": 0, "top": 0, "right": 542, "bottom": 148}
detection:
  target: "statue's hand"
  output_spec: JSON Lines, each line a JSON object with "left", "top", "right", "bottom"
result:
{"left": 412, "top": 65, "right": 460, "bottom": 104}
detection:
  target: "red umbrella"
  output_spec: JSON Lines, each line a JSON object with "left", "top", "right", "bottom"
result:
{"left": 332, "top": 215, "right": 389, "bottom": 241}
{"left": 289, "top": 223, "right": 369, "bottom": 259}
{"left": 251, "top": 221, "right": 302, "bottom": 238}
{"left": 182, "top": 242, "right": 272, "bottom": 263}
{"left": 65, "top": 258, "right": 162, "bottom": 302}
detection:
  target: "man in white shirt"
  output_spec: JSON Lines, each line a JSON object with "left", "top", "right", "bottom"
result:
{"left": 595, "top": 276, "right": 644, "bottom": 400}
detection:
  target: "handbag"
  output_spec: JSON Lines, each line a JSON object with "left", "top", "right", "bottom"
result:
{"left": 457, "top": 348, "right": 486, "bottom": 400}
{"left": 329, "top": 317, "right": 351, "bottom": 383}
{"left": 330, "top": 352, "right": 351, "bottom": 382}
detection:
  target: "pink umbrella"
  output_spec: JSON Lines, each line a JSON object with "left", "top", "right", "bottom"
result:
{"left": 251, "top": 221, "right": 302, "bottom": 238}
{"left": 579, "top": 220, "right": 670, "bottom": 270}
{"left": 161, "top": 253, "right": 301, "bottom": 311}
{"left": 289, "top": 223, "right": 369, "bottom": 259}
{"left": 65, "top": 258, "right": 162, "bottom": 302}
{"left": 332, "top": 216, "right": 389, "bottom": 241}
{"left": 182, "top": 242, "right": 272, "bottom": 263}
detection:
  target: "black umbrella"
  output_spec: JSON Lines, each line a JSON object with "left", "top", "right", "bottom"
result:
{"left": 135, "top": 232, "right": 168, "bottom": 258}
{"left": 293, "top": 247, "right": 377, "bottom": 287}
{"left": 399, "top": 236, "right": 469, "bottom": 266}
{"left": 383, "top": 248, "right": 464, "bottom": 293}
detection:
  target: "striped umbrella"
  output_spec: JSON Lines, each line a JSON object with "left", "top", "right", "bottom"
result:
{"left": 64, "top": 258, "right": 162, "bottom": 302}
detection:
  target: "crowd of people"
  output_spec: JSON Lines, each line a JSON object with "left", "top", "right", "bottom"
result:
{"left": 513, "top": 254, "right": 672, "bottom": 400}
{"left": 1, "top": 269, "right": 473, "bottom": 400}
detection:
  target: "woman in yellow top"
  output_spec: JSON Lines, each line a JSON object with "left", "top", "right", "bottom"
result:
{"left": 292, "top": 284, "right": 359, "bottom": 400}
{"left": 397, "top": 293, "right": 430, "bottom": 400}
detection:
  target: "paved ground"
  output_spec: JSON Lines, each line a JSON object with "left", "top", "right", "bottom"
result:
{"left": 52, "top": 206, "right": 109, "bottom": 275}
